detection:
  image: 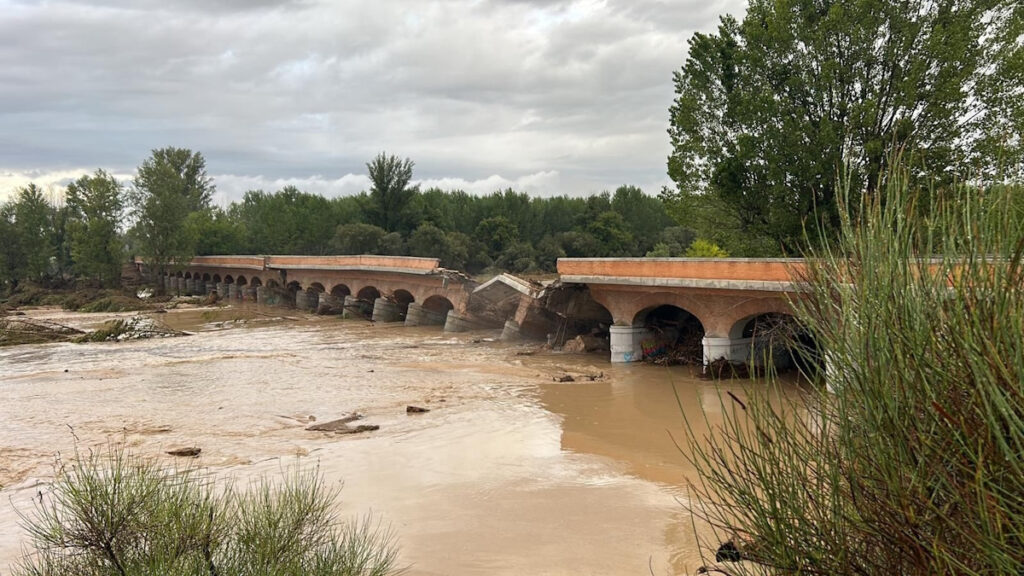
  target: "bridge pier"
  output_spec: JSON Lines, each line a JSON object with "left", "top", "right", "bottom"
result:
{"left": 702, "top": 336, "right": 753, "bottom": 367}
{"left": 228, "top": 284, "right": 240, "bottom": 300}
{"left": 342, "top": 295, "right": 364, "bottom": 319}
{"left": 243, "top": 286, "right": 256, "bottom": 301}
{"left": 609, "top": 325, "right": 645, "bottom": 363}
{"left": 318, "top": 292, "right": 342, "bottom": 313}
{"left": 500, "top": 319, "right": 521, "bottom": 341}
{"left": 206, "top": 283, "right": 216, "bottom": 297}
{"left": 194, "top": 281, "right": 206, "bottom": 296}
{"left": 216, "top": 282, "right": 228, "bottom": 298}
{"left": 443, "top": 310, "right": 473, "bottom": 332}
{"left": 405, "top": 303, "right": 446, "bottom": 327}
{"left": 176, "top": 277, "right": 186, "bottom": 295}
{"left": 372, "top": 298, "right": 401, "bottom": 322}
{"left": 294, "top": 290, "right": 316, "bottom": 311}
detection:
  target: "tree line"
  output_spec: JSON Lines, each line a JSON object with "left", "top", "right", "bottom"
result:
{"left": 1, "top": 150, "right": 723, "bottom": 293}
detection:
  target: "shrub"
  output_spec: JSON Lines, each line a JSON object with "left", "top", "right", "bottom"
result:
{"left": 14, "top": 447, "right": 402, "bottom": 576}
{"left": 682, "top": 168, "right": 1024, "bottom": 574}
{"left": 684, "top": 239, "right": 729, "bottom": 258}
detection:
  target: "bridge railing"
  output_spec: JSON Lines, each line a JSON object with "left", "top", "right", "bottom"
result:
{"left": 557, "top": 257, "right": 806, "bottom": 282}
{"left": 265, "top": 255, "right": 440, "bottom": 272}
{"left": 186, "top": 256, "right": 267, "bottom": 270}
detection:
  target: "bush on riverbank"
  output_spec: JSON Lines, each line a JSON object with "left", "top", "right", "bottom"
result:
{"left": 1, "top": 282, "right": 150, "bottom": 313}
{"left": 683, "top": 168, "right": 1024, "bottom": 574}
{"left": 14, "top": 447, "right": 401, "bottom": 576}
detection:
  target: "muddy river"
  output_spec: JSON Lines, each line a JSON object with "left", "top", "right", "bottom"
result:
{"left": 0, "top": 306, "right": 798, "bottom": 575}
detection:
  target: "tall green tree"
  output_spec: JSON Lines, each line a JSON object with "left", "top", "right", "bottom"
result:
{"left": 65, "top": 170, "right": 124, "bottom": 286}
{"left": 665, "top": 0, "right": 1022, "bottom": 254}
{"left": 365, "top": 152, "right": 420, "bottom": 234}
{"left": 130, "top": 148, "right": 213, "bottom": 290}
{"left": 11, "top": 184, "right": 56, "bottom": 282}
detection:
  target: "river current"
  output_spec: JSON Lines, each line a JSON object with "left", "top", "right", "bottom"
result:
{"left": 0, "top": 306, "right": 790, "bottom": 575}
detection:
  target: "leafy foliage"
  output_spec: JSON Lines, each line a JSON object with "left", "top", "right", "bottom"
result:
{"left": 129, "top": 148, "right": 213, "bottom": 291}
{"left": 15, "top": 446, "right": 402, "bottom": 576}
{"left": 682, "top": 168, "right": 1024, "bottom": 574}
{"left": 65, "top": 170, "right": 125, "bottom": 286}
{"left": 665, "top": 0, "right": 1022, "bottom": 255}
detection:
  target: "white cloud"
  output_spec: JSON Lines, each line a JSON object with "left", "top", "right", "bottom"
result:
{"left": 0, "top": 0, "right": 747, "bottom": 203}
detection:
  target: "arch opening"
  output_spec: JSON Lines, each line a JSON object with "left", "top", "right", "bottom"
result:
{"left": 250, "top": 277, "right": 262, "bottom": 287}
{"left": 202, "top": 273, "right": 211, "bottom": 282}
{"left": 355, "top": 286, "right": 381, "bottom": 318}
{"left": 308, "top": 282, "right": 325, "bottom": 294}
{"left": 224, "top": 275, "right": 234, "bottom": 284}
{"left": 237, "top": 276, "right": 247, "bottom": 286}
{"left": 422, "top": 295, "right": 454, "bottom": 314}
{"left": 330, "top": 284, "right": 351, "bottom": 298}
{"left": 730, "top": 313, "right": 821, "bottom": 377}
{"left": 266, "top": 279, "right": 280, "bottom": 289}
{"left": 392, "top": 289, "right": 415, "bottom": 320}
{"left": 184, "top": 272, "right": 192, "bottom": 279}
{"left": 212, "top": 274, "right": 222, "bottom": 283}
{"left": 632, "top": 305, "right": 705, "bottom": 365}
{"left": 545, "top": 286, "right": 612, "bottom": 350}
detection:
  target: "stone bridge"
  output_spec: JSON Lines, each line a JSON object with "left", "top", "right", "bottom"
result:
{"left": 150, "top": 255, "right": 478, "bottom": 331}
{"left": 555, "top": 258, "right": 807, "bottom": 366}
{"left": 144, "top": 255, "right": 810, "bottom": 365}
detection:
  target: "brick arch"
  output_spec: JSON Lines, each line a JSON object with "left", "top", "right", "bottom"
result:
{"left": 589, "top": 288, "right": 714, "bottom": 330}
{"left": 705, "top": 296, "right": 797, "bottom": 339}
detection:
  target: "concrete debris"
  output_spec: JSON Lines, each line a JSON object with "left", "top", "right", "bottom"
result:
{"left": 406, "top": 405, "right": 430, "bottom": 413}
{"left": 166, "top": 447, "right": 201, "bottom": 457}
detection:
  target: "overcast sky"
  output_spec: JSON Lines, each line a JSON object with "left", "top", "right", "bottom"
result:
{"left": 0, "top": 0, "right": 746, "bottom": 205}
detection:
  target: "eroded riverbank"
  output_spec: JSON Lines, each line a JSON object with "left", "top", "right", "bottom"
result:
{"left": 0, "top": 306, "right": 798, "bottom": 575}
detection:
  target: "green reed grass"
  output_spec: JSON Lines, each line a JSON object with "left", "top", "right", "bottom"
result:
{"left": 682, "top": 166, "right": 1024, "bottom": 575}
{"left": 14, "top": 446, "right": 402, "bottom": 576}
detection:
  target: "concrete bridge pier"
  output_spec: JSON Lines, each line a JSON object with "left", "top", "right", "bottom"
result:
{"left": 228, "top": 284, "right": 240, "bottom": 300}
{"left": 243, "top": 286, "right": 256, "bottom": 301}
{"left": 404, "top": 303, "right": 446, "bottom": 327}
{"left": 702, "top": 336, "right": 753, "bottom": 368}
{"left": 318, "top": 292, "right": 342, "bottom": 313}
{"left": 500, "top": 319, "right": 521, "bottom": 341}
{"left": 443, "top": 310, "right": 473, "bottom": 332}
{"left": 342, "top": 295, "right": 362, "bottom": 319}
{"left": 372, "top": 298, "right": 401, "bottom": 322}
{"left": 294, "top": 290, "right": 316, "bottom": 311}
{"left": 610, "top": 325, "right": 646, "bottom": 363}
{"left": 176, "top": 277, "right": 186, "bottom": 295}
{"left": 194, "top": 281, "right": 206, "bottom": 296}
{"left": 184, "top": 279, "right": 194, "bottom": 295}
{"left": 216, "top": 282, "right": 228, "bottom": 298}
{"left": 256, "top": 286, "right": 268, "bottom": 305}
{"left": 206, "top": 283, "right": 216, "bottom": 297}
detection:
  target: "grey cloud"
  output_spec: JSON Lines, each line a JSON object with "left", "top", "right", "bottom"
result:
{"left": 0, "top": 0, "right": 747, "bottom": 202}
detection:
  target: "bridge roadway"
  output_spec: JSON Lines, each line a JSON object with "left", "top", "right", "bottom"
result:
{"left": 149, "top": 255, "right": 806, "bottom": 366}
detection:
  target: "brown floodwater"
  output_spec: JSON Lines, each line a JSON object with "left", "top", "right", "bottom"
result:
{"left": 0, "top": 305, "right": 800, "bottom": 575}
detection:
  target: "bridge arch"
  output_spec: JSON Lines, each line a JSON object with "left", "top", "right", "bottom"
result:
{"left": 392, "top": 289, "right": 415, "bottom": 318}
{"left": 357, "top": 286, "right": 380, "bottom": 302}
{"left": 212, "top": 274, "right": 222, "bottom": 283}
{"left": 237, "top": 275, "right": 247, "bottom": 286}
{"left": 330, "top": 284, "right": 351, "bottom": 298}
{"left": 250, "top": 277, "right": 262, "bottom": 287}
{"left": 422, "top": 295, "right": 454, "bottom": 315}
{"left": 202, "top": 273, "right": 211, "bottom": 282}
{"left": 224, "top": 275, "right": 234, "bottom": 284}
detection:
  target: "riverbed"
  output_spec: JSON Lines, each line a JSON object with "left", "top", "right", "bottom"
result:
{"left": 0, "top": 306, "right": 790, "bottom": 575}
